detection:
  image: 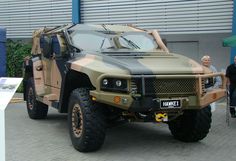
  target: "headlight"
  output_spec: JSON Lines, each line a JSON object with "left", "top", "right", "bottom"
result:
{"left": 115, "top": 80, "right": 122, "bottom": 87}
{"left": 103, "top": 79, "right": 108, "bottom": 86}
{"left": 101, "top": 78, "right": 128, "bottom": 93}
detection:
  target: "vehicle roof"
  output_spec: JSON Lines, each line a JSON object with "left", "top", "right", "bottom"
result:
{"left": 70, "top": 24, "right": 145, "bottom": 32}
{"left": 42, "top": 24, "right": 145, "bottom": 35}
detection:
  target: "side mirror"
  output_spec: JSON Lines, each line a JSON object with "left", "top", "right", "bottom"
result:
{"left": 40, "top": 36, "right": 52, "bottom": 58}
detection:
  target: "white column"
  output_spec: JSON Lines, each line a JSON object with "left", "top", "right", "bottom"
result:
{"left": 0, "top": 109, "right": 5, "bottom": 161}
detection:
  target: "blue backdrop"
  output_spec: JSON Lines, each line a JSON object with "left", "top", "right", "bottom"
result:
{"left": 230, "top": 0, "right": 236, "bottom": 63}
{"left": 0, "top": 27, "right": 6, "bottom": 77}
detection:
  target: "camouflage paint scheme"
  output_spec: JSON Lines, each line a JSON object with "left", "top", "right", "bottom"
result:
{"left": 24, "top": 24, "right": 226, "bottom": 121}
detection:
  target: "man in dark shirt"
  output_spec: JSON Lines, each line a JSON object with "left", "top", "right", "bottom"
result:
{"left": 226, "top": 56, "right": 236, "bottom": 117}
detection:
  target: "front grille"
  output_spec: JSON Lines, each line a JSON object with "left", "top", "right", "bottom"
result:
{"left": 131, "top": 77, "right": 197, "bottom": 96}
{"left": 202, "top": 79, "right": 206, "bottom": 95}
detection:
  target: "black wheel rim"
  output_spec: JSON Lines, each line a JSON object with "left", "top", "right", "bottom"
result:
{"left": 72, "top": 104, "right": 83, "bottom": 137}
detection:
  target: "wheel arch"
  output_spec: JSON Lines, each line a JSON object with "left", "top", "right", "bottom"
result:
{"left": 59, "top": 70, "right": 94, "bottom": 113}
{"left": 23, "top": 59, "right": 33, "bottom": 100}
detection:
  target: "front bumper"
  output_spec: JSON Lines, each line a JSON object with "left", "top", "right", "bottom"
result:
{"left": 90, "top": 73, "right": 226, "bottom": 112}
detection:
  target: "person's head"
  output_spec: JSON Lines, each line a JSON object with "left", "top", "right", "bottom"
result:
{"left": 201, "top": 55, "right": 211, "bottom": 67}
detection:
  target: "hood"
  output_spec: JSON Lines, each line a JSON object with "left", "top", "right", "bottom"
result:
{"left": 69, "top": 51, "right": 204, "bottom": 75}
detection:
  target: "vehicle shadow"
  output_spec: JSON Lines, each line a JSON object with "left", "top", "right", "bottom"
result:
{"left": 29, "top": 109, "right": 209, "bottom": 156}
{"left": 100, "top": 122, "right": 206, "bottom": 154}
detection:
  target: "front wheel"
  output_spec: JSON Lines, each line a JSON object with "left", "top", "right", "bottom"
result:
{"left": 68, "top": 88, "right": 106, "bottom": 152}
{"left": 168, "top": 106, "right": 212, "bottom": 142}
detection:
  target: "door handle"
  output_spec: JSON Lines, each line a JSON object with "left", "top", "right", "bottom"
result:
{"left": 36, "top": 65, "right": 43, "bottom": 71}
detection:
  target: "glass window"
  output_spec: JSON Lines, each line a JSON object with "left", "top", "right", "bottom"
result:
{"left": 52, "top": 36, "right": 60, "bottom": 55}
{"left": 70, "top": 30, "right": 158, "bottom": 52}
{"left": 71, "top": 32, "right": 113, "bottom": 51}
{"left": 119, "top": 32, "right": 157, "bottom": 50}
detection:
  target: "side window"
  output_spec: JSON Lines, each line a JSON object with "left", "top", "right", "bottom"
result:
{"left": 40, "top": 34, "right": 66, "bottom": 58}
{"left": 40, "top": 35, "right": 52, "bottom": 58}
{"left": 52, "top": 36, "right": 61, "bottom": 57}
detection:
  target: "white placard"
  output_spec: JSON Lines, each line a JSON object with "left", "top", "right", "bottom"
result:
{"left": 0, "top": 77, "right": 23, "bottom": 109}
{"left": 0, "top": 77, "right": 22, "bottom": 161}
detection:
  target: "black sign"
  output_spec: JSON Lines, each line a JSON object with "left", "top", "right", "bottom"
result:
{"left": 160, "top": 100, "right": 181, "bottom": 108}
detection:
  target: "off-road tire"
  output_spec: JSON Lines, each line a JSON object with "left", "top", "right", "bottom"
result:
{"left": 68, "top": 88, "right": 106, "bottom": 152}
{"left": 168, "top": 106, "right": 212, "bottom": 142}
{"left": 26, "top": 78, "right": 48, "bottom": 119}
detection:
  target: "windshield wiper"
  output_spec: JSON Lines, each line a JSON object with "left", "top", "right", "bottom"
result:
{"left": 120, "top": 36, "right": 140, "bottom": 49}
{"left": 100, "top": 38, "right": 105, "bottom": 49}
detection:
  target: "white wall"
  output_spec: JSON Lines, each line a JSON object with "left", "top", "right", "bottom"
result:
{"left": 81, "top": 0, "right": 233, "bottom": 35}
{"left": 0, "top": 0, "right": 72, "bottom": 38}
{"left": 163, "top": 33, "right": 231, "bottom": 71}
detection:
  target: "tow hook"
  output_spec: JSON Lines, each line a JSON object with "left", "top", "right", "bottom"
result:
{"left": 155, "top": 113, "right": 168, "bottom": 122}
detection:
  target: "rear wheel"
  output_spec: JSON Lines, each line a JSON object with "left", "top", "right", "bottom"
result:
{"left": 168, "top": 106, "right": 212, "bottom": 142}
{"left": 25, "top": 78, "right": 48, "bottom": 119}
{"left": 68, "top": 88, "right": 106, "bottom": 152}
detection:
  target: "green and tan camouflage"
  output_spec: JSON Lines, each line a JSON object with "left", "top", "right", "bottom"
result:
{"left": 23, "top": 24, "right": 226, "bottom": 152}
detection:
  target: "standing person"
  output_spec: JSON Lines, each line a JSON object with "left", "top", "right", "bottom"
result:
{"left": 226, "top": 55, "right": 236, "bottom": 118}
{"left": 201, "top": 55, "right": 222, "bottom": 112}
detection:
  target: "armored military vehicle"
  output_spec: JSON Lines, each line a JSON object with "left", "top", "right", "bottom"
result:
{"left": 23, "top": 24, "right": 226, "bottom": 152}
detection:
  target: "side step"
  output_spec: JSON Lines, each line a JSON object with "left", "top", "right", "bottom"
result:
{"left": 43, "top": 94, "right": 57, "bottom": 101}
{"left": 40, "top": 94, "right": 59, "bottom": 107}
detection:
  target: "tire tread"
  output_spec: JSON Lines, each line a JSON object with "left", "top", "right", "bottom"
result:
{"left": 168, "top": 106, "right": 212, "bottom": 142}
{"left": 68, "top": 88, "right": 106, "bottom": 152}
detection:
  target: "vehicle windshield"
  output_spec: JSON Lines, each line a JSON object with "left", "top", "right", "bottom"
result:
{"left": 69, "top": 30, "right": 158, "bottom": 51}
{"left": 119, "top": 32, "right": 157, "bottom": 50}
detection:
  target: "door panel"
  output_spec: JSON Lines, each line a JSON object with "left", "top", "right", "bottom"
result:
{"left": 42, "top": 58, "right": 62, "bottom": 88}
{"left": 33, "top": 59, "right": 45, "bottom": 96}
